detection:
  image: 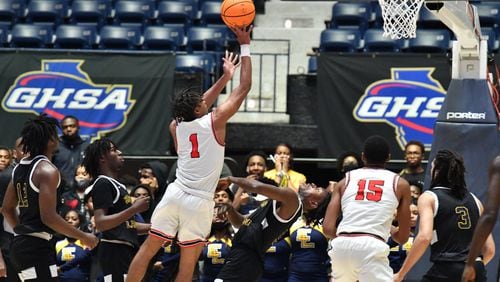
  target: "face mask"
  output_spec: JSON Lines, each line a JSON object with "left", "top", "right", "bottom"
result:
{"left": 75, "top": 179, "right": 91, "bottom": 190}
{"left": 342, "top": 163, "right": 358, "bottom": 173}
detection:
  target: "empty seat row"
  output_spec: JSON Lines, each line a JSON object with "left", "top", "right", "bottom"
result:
{"left": 319, "top": 28, "right": 500, "bottom": 53}
{"left": 329, "top": 1, "right": 500, "bottom": 31}
{"left": 1, "top": 24, "right": 234, "bottom": 50}
{"left": 0, "top": 0, "right": 224, "bottom": 28}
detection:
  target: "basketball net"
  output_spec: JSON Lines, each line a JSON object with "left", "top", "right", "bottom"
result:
{"left": 379, "top": 0, "right": 425, "bottom": 39}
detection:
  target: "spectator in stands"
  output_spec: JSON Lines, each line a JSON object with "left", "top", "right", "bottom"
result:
{"left": 152, "top": 241, "right": 180, "bottom": 282}
{"left": 61, "top": 165, "right": 92, "bottom": 230}
{"left": 200, "top": 203, "right": 233, "bottom": 281}
{"left": 288, "top": 183, "right": 331, "bottom": 282}
{"left": 409, "top": 180, "right": 423, "bottom": 200}
{"left": 261, "top": 234, "right": 291, "bottom": 282}
{"left": 55, "top": 209, "right": 92, "bottom": 282}
{"left": 0, "top": 138, "right": 22, "bottom": 281}
{"left": 388, "top": 200, "right": 418, "bottom": 273}
{"left": 83, "top": 138, "right": 150, "bottom": 282}
{"left": 232, "top": 151, "right": 276, "bottom": 215}
{"left": 130, "top": 184, "right": 154, "bottom": 223}
{"left": 138, "top": 161, "right": 168, "bottom": 206}
{"left": 0, "top": 148, "right": 11, "bottom": 173}
{"left": 53, "top": 116, "right": 90, "bottom": 191}
{"left": 264, "top": 143, "right": 306, "bottom": 191}
{"left": 399, "top": 140, "right": 426, "bottom": 184}
{"left": 336, "top": 151, "right": 363, "bottom": 180}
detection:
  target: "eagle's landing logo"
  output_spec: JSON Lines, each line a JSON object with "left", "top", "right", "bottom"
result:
{"left": 1, "top": 60, "right": 135, "bottom": 138}
{"left": 353, "top": 68, "right": 446, "bottom": 150}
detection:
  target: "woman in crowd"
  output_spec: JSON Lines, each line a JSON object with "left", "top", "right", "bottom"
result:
{"left": 264, "top": 143, "right": 306, "bottom": 191}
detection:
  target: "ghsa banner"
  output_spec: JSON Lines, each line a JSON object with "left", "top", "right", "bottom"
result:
{"left": 317, "top": 54, "right": 452, "bottom": 160}
{"left": 0, "top": 50, "right": 175, "bottom": 155}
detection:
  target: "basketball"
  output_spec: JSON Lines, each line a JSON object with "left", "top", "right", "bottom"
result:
{"left": 220, "top": 0, "right": 255, "bottom": 27}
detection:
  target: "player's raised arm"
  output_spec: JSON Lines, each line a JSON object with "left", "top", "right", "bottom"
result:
{"left": 212, "top": 25, "right": 252, "bottom": 134}
{"left": 202, "top": 50, "right": 241, "bottom": 108}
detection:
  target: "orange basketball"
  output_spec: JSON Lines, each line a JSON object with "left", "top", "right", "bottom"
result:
{"left": 220, "top": 0, "right": 255, "bottom": 27}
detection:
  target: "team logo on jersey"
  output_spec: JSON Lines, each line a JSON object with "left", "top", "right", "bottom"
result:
{"left": 353, "top": 68, "right": 446, "bottom": 150}
{"left": 1, "top": 60, "right": 135, "bottom": 138}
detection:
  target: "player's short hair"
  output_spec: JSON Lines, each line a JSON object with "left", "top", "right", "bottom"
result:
{"left": 363, "top": 135, "right": 390, "bottom": 165}
{"left": 173, "top": 88, "right": 203, "bottom": 122}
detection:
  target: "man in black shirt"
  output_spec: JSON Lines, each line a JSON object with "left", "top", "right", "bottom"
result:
{"left": 2, "top": 115, "right": 98, "bottom": 281}
{"left": 399, "top": 140, "right": 426, "bottom": 185}
{"left": 215, "top": 176, "right": 305, "bottom": 281}
{"left": 82, "top": 138, "right": 150, "bottom": 282}
{"left": 394, "top": 150, "right": 495, "bottom": 282}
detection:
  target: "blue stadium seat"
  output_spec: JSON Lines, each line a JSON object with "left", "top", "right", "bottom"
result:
{"left": 176, "top": 53, "right": 214, "bottom": 90}
{"left": 200, "top": 1, "right": 223, "bottom": 26}
{"left": 308, "top": 56, "right": 317, "bottom": 73}
{"left": 55, "top": 25, "right": 96, "bottom": 49}
{"left": 157, "top": 1, "right": 195, "bottom": 28}
{"left": 26, "top": 0, "right": 67, "bottom": 26}
{"left": 319, "top": 28, "right": 362, "bottom": 52}
{"left": 482, "top": 27, "right": 499, "bottom": 53}
{"left": 143, "top": 25, "right": 184, "bottom": 50}
{"left": 99, "top": 25, "right": 141, "bottom": 49}
{"left": 476, "top": 3, "right": 500, "bottom": 28}
{"left": 406, "top": 29, "right": 450, "bottom": 53}
{"left": 363, "top": 28, "right": 403, "bottom": 52}
{"left": 186, "top": 26, "right": 226, "bottom": 51}
{"left": 330, "top": 2, "right": 372, "bottom": 31}
{"left": 11, "top": 23, "right": 53, "bottom": 47}
{"left": 418, "top": 6, "right": 446, "bottom": 29}
{"left": 114, "top": 0, "right": 154, "bottom": 28}
{"left": 0, "top": 0, "right": 25, "bottom": 25}
{"left": 70, "top": 0, "right": 110, "bottom": 28}
{"left": 0, "top": 24, "right": 10, "bottom": 46}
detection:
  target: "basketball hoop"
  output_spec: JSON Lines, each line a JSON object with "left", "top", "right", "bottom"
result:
{"left": 379, "top": 0, "right": 425, "bottom": 39}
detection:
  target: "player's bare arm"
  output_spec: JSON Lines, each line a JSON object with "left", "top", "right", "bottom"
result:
{"left": 394, "top": 192, "right": 435, "bottom": 281}
{"left": 323, "top": 178, "right": 345, "bottom": 238}
{"left": 37, "top": 161, "right": 98, "bottom": 249}
{"left": 212, "top": 25, "right": 253, "bottom": 141}
{"left": 392, "top": 177, "right": 411, "bottom": 244}
{"left": 1, "top": 180, "right": 19, "bottom": 231}
{"left": 169, "top": 120, "right": 178, "bottom": 153}
{"left": 227, "top": 176, "right": 300, "bottom": 220}
{"left": 202, "top": 50, "right": 240, "bottom": 108}
{"left": 94, "top": 196, "right": 149, "bottom": 232}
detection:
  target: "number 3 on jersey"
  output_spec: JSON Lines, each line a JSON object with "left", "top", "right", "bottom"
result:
{"left": 189, "top": 133, "right": 200, "bottom": 158}
{"left": 355, "top": 179, "right": 384, "bottom": 202}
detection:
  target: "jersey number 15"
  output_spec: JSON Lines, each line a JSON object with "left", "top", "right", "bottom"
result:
{"left": 355, "top": 180, "right": 384, "bottom": 202}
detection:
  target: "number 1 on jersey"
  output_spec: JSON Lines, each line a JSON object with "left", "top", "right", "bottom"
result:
{"left": 189, "top": 133, "right": 200, "bottom": 158}
{"left": 355, "top": 179, "right": 384, "bottom": 202}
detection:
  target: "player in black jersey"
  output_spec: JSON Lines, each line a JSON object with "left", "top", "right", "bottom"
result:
{"left": 82, "top": 139, "right": 150, "bottom": 282}
{"left": 1, "top": 115, "right": 98, "bottom": 281}
{"left": 394, "top": 150, "right": 495, "bottom": 282}
{"left": 214, "top": 176, "right": 322, "bottom": 282}
{"left": 463, "top": 155, "right": 500, "bottom": 282}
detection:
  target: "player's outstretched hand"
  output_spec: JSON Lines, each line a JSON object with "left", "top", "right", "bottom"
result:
{"left": 222, "top": 50, "right": 240, "bottom": 78}
{"left": 81, "top": 232, "right": 99, "bottom": 250}
{"left": 230, "top": 25, "right": 253, "bottom": 45}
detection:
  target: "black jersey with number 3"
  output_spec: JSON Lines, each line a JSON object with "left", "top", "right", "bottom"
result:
{"left": 428, "top": 187, "right": 480, "bottom": 262}
{"left": 12, "top": 155, "right": 59, "bottom": 235}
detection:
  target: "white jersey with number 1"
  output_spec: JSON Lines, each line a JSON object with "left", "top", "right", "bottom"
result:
{"left": 337, "top": 168, "right": 400, "bottom": 241}
{"left": 175, "top": 112, "right": 225, "bottom": 200}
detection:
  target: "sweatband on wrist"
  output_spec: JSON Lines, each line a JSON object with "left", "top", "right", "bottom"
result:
{"left": 240, "top": 44, "right": 250, "bottom": 57}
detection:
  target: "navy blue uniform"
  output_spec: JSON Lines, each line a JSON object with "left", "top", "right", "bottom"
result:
{"left": 200, "top": 236, "right": 232, "bottom": 281}
{"left": 261, "top": 236, "right": 291, "bottom": 282}
{"left": 288, "top": 219, "right": 330, "bottom": 282}
{"left": 55, "top": 238, "right": 92, "bottom": 281}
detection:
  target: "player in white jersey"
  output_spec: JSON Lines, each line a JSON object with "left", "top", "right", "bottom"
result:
{"left": 127, "top": 25, "right": 253, "bottom": 282}
{"left": 323, "top": 135, "right": 412, "bottom": 282}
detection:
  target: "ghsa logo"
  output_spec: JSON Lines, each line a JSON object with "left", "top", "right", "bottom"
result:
{"left": 353, "top": 68, "right": 446, "bottom": 150}
{"left": 2, "top": 60, "right": 135, "bottom": 138}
